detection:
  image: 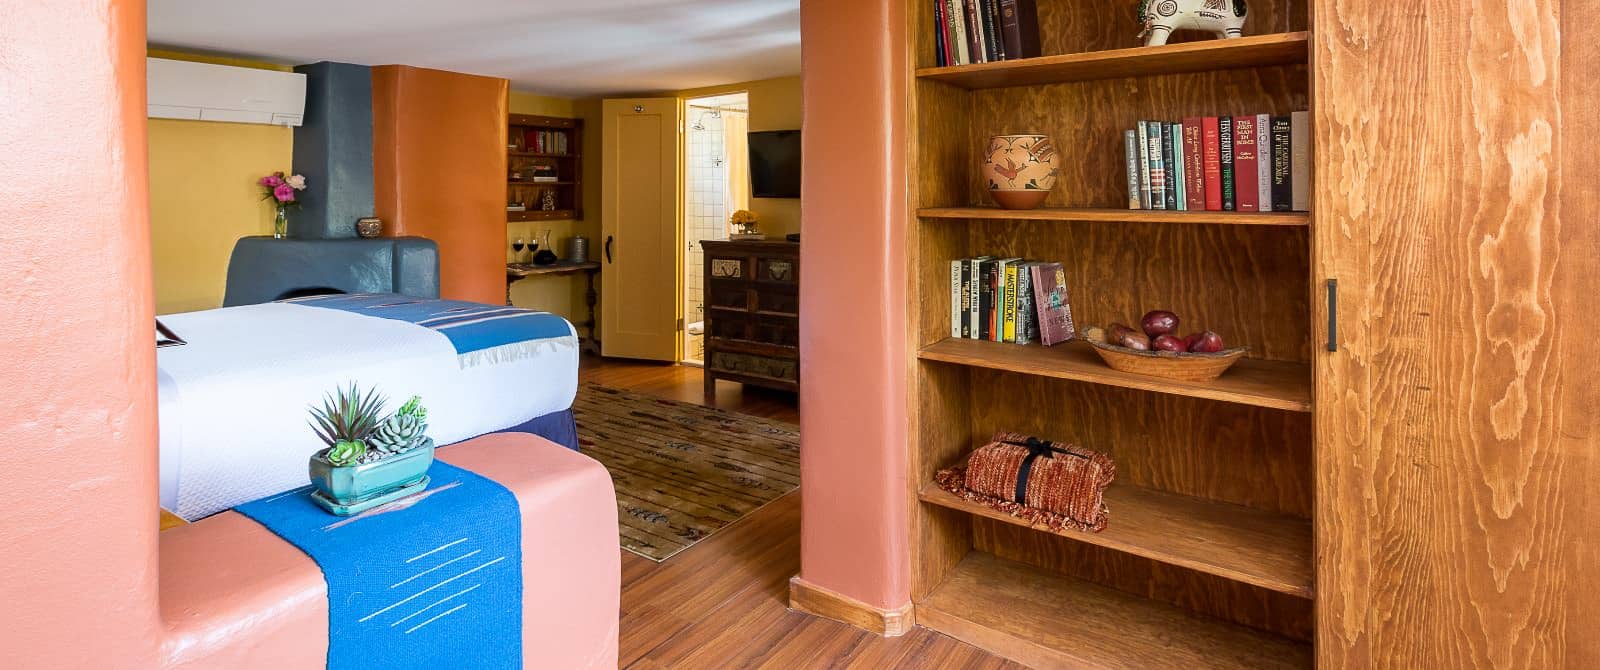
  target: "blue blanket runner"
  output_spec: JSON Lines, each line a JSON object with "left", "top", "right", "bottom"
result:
{"left": 283, "top": 293, "right": 573, "bottom": 367}
{"left": 236, "top": 462, "right": 523, "bottom": 669}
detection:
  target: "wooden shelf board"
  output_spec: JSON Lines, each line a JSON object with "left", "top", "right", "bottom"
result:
{"left": 919, "top": 338, "right": 1311, "bottom": 412}
{"left": 507, "top": 209, "right": 577, "bottom": 222}
{"left": 917, "top": 32, "right": 1310, "bottom": 89}
{"left": 919, "top": 206, "right": 1309, "bottom": 227}
{"left": 918, "top": 552, "right": 1311, "bottom": 669}
{"left": 509, "top": 181, "right": 575, "bottom": 186}
{"left": 509, "top": 151, "right": 574, "bottom": 158}
{"left": 919, "top": 482, "right": 1312, "bottom": 597}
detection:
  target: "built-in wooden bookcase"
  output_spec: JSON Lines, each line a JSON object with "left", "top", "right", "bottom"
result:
{"left": 907, "top": 1, "right": 1315, "bottom": 667}
{"left": 507, "top": 113, "right": 583, "bottom": 222}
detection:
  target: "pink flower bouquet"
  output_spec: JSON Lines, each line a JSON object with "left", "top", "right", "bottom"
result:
{"left": 259, "top": 171, "right": 308, "bottom": 238}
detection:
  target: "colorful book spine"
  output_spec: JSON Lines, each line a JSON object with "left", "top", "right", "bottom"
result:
{"left": 967, "top": 256, "right": 989, "bottom": 338}
{"left": 1015, "top": 262, "right": 1037, "bottom": 344}
{"left": 950, "top": 260, "right": 962, "bottom": 338}
{"left": 964, "top": 0, "right": 984, "bottom": 64}
{"left": 1182, "top": 118, "right": 1205, "bottom": 211}
{"left": 1255, "top": 113, "right": 1272, "bottom": 211}
{"left": 1202, "top": 117, "right": 1222, "bottom": 211}
{"left": 1270, "top": 115, "right": 1293, "bottom": 212}
{"left": 1219, "top": 116, "right": 1236, "bottom": 211}
{"left": 1167, "top": 123, "right": 1183, "bottom": 211}
{"left": 933, "top": 0, "right": 948, "bottom": 67}
{"left": 1145, "top": 121, "right": 1166, "bottom": 210}
{"left": 1291, "top": 111, "right": 1311, "bottom": 211}
{"left": 1002, "top": 261, "right": 1019, "bottom": 342}
{"left": 1030, "top": 262, "right": 1076, "bottom": 346}
{"left": 1232, "top": 115, "right": 1258, "bottom": 211}
{"left": 1124, "top": 129, "right": 1142, "bottom": 209}
{"left": 959, "top": 259, "right": 974, "bottom": 337}
{"left": 946, "top": 0, "right": 968, "bottom": 65}
{"left": 998, "top": 0, "right": 1041, "bottom": 60}
{"left": 983, "top": 0, "right": 1004, "bottom": 61}
{"left": 1136, "top": 123, "right": 1153, "bottom": 209}
{"left": 977, "top": 258, "right": 996, "bottom": 341}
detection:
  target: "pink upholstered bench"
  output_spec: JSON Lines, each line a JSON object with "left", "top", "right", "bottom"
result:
{"left": 158, "top": 433, "right": 619, "bottom": 669}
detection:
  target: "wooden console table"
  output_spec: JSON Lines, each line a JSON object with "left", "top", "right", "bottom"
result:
{"left": 507, "top": 261, "right": 601, "bottom": 353}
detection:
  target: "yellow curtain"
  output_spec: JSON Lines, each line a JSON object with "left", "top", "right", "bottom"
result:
{"left": 723, "top": 110, "right": 751, "bottom": 226}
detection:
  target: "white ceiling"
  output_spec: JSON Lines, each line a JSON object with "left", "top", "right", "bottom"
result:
{"left": 147, "top": 0, "right": 801, "bottom": 97}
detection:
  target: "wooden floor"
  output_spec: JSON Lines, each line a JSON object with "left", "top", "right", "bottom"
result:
{"left": 582, "top": 356, "right": 1023, "bottom": 669}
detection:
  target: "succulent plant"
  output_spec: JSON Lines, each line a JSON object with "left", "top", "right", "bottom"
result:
{"left": 309, "top": 382, "right": 387, "bottom": 449}
{"left": 368, "top": 410, "right": 428, "bottom": 455}
{"left": 325, "top": 439, "right": 367, "bottom": 467}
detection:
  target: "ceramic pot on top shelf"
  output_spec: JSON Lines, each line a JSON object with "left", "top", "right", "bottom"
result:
{"left": 982, "top": 134, "right": 1059, "bottom": 210}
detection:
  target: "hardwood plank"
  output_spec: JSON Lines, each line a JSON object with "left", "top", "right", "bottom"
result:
{"left": 920, "top": 483, "right": 1312, "bottom": 597}
{"left": 920, "top": 206, "right": 1309, "bottom": 227}
{"left": 917, "top": 33, "right": 1309, "bottom": 89}
{"left": 920, "top": 338, "right": 1312, "bottom": 412}
{"left": 918, "top": 552, "right": 1311, "bottom": 670}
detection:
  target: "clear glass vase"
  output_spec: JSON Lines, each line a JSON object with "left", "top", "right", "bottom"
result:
{"left": 273, "top": 207, "right": 289, "bottom": 239}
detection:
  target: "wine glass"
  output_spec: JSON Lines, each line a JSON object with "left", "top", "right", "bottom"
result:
{"left": 512, "top": 237, "right": 525, "bottom": 263}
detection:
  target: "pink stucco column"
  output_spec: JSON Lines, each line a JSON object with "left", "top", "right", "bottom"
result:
{"left": 796, "top": 0, "right": 912, "bottom": 612}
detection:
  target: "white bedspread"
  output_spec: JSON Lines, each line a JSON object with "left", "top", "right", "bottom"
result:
{"left": 157, "top": 302, "right": 578, "bottom": 520}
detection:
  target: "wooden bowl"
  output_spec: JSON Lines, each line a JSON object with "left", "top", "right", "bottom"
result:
{"left": 1087, "top": 341, "right": 1248, "bottom": 382}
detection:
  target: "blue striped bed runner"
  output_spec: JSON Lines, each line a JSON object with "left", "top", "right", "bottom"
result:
{"left": 236, "top": 461, "right": 522, "bottom": 669}
{"left": 282, "top": 293, "right": 574, "bottom": 368}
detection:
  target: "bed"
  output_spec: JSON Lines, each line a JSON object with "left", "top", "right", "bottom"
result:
{"left": 157, "top": 294, "right": 580, "bottom": 520}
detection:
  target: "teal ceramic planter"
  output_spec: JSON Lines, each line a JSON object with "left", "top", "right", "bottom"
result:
{"left": 309, "top": 439, "right": 435, "bottom": 514}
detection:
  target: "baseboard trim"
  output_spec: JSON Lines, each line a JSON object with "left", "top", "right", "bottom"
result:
{"left": 787, "top": 575, "right": 914, "bottom": 637}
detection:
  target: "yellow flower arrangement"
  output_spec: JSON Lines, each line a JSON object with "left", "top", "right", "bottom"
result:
{"left": 729, "top": 209, "right": 761, "bottom": 234}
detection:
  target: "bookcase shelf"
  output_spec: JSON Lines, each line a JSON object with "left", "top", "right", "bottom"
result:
{"left": 919, "top": 338, "right": 1312, "bottom": 412}
{"left": 507, "top": 113, "right": 583, "bottom": 222}
{"left": 917, "top": 552, "right": 1312, "bottom": 670}
{"left": 919, "top": 206, "right": 1309, "bottom": 226}
{"left": 917, "top": 32, "right": 1309, "bottom": 89}
{"left": 919, "top": 482, "right": 1313, "bottom": 597}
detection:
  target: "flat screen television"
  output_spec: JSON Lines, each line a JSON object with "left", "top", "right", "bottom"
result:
{"left": 749, "top": 130, "right": 801, "bottom": 198}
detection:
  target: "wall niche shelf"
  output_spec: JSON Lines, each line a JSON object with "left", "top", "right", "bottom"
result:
{"left": 507, "top": 113, "right": 583, "bottom": 222}
{"left": 906, "top": 0, "right": 1316, "bottom": 666}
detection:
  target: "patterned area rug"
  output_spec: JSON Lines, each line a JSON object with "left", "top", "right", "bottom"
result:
{"left": 573, "top": 384, "right": 800, "bottom": 561}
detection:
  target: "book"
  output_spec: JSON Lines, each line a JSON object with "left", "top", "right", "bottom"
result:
{"left": 1201, "top": 117, "right": 1222, "bottom": 211}
{"left": 1124, "top": 129, "right": 1141, "bottom": 209}
{"left": 1015, "top": 262, "right": 1038, "bottom": 344}
{"left": 994, "top": 258, "right": 1021, "bottom": 341}
{"left": 998, "top": 0, "right": 1041, "bottom": 59}
{"left": 1171, "top": 123, "right": 1184, "bottom": 211}
{"left": 1255, "top": 113, "right": 1272, "bottom": 211}
{"left": 967, "top": 256, "right": 990, "bottom": 338}
{"left": 1232, "top": 115, "right": 1258, "bottom": 211}
{"left": 1291, "top": 111, "right": 1311, "bottom": 211}
{"left": 982, "top": 0, "right": 1004, "bottom": 62}
{"left": 1030, "top": 262, "right": 1076, "bottom": 346}
{"left": 964, "top": 0, "right": 984, "bottom": 64}
{"left": 950, "top": 260, "right": 963, "bottom": 338}
{"left": 972, "top": 257, "right": 985, "bottom": 340}
{"left": 946, "top": 0, "right": 969, "bottom": 65}
{"left": 1183, "top": 118, "right": 1206, "bottom": 211}
{"left": 1145, "top": 121, "right": 1166, "bottom": 210}
{"left": 1270, "top": 115, "right": 1293, "bottom": 211}
{"left": 1135, "top": 123, "right": 1153, "bottom": 209}
{"left": 1219, "top": 116, "right": 1236, "bottom": 211}
{"left": 1002, "top": 261, "right": 1019, "bottom": 342}
{"left": 933, "top": 0, "right": 948, "bottom": 66}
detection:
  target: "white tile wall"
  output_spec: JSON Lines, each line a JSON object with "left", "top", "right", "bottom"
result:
{"left": 682, "top": 103, "right": 739, "bottom": 362}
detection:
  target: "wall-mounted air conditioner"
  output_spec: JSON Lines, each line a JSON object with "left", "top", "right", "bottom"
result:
{"left": 147, "top": 57, "right": 306, "bottom": 126}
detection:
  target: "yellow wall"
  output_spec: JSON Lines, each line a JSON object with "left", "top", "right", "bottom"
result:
{"left": 675, "top": 76, "right": 803, "bottom": 236}
{"left": 506, "top": 92, "right": 603, "bottom": 332}
{"left": 147, "top": 50, "right": 293, "bottom": 314}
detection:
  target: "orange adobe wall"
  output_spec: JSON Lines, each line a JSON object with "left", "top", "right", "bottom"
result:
{"left": 0, "top": 0, "right": 165, "bottom": 665}
{"left": 372, "top": 65, "right": 510, "bottom": 305}
{"left": 795, "top": 0, "right": 913, "bottom": 612}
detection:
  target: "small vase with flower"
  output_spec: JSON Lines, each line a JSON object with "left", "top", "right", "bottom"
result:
{"left": 258, "top": 171, "right": 308, "bottom": 239}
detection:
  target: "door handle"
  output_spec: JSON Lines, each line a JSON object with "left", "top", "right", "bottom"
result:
{"left": 605, "top": 235, "right": 614, "bottom": 264}
{"left": 1326, "top": 279, "right": 1338, "bottom": 352}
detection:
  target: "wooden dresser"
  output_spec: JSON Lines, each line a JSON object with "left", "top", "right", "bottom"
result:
{"left": 700, "top": 240, "right": 800, "bottom": 399}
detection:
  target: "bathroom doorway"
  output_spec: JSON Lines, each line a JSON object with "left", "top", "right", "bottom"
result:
{"left": 681, "top": 92, "right": 749, "bottom": 365}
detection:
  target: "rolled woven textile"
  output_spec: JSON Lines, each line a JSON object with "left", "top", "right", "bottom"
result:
{"left": 936, "top": 431, "right": 1115, "bottom": 532}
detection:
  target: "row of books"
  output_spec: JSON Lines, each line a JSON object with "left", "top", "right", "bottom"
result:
{"left": 930, "top": 0, "right": 1041, "bottom": 67}
{"left": 1123, "top": 112, "right": 1311, "bottom": 213}
{"left": 520, "top": 129, "right": 570, "bottom": 155}
{"left": 949, "top": 257, "right": 1077, "bottom": 347}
